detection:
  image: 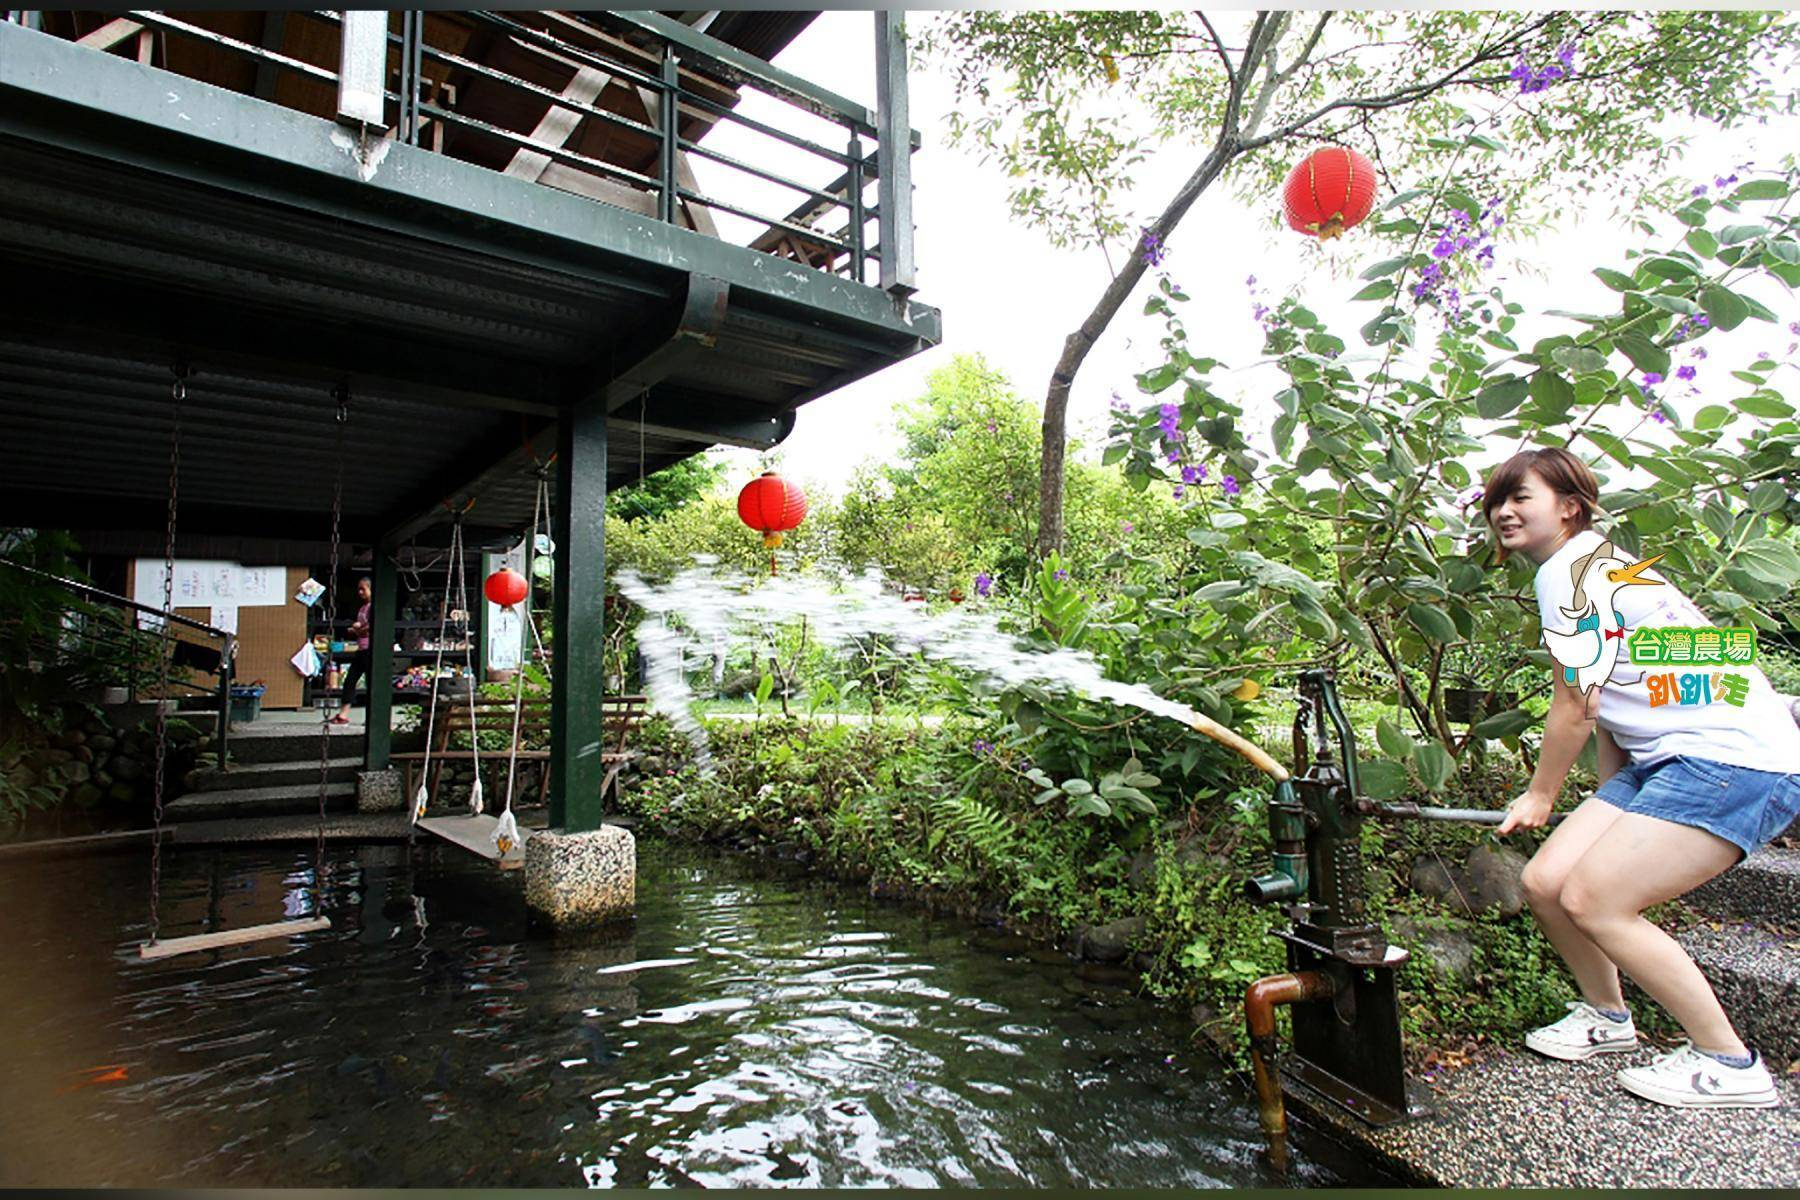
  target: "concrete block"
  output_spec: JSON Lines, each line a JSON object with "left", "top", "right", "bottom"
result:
{"left": 356, "top": 768, "right": 403, "bottom": 813}
{"left": 524, "top": 824, "right": 635, "bottom": 927}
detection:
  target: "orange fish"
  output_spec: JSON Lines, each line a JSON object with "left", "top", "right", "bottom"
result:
{"left": 58, "top": 1064, "right": 128, "bottom": 1094}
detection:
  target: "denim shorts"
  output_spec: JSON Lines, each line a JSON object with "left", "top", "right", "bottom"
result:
{"left": 1594, "top": 755, "right": 1800, "bottom": 859}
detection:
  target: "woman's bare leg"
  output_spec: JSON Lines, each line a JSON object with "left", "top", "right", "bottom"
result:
{"left": 1517, "top": 796, "right": 1630, "bottom": 1010}
{"left": 1559, "top": 814, "right": 1746, "bottom": 1055}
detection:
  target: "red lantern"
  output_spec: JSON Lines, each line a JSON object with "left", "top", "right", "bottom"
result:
{"left": 737, "top": 471, "right": 807, "bottom": 573}
{"left": 484, "top": 567, "right": 529, "bottom": 610}
{"left": 1282, "top": 147, "right": 1378, "bottom": 240}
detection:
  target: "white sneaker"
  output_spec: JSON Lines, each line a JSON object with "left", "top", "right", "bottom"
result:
{"left": 1524, "top": 1001, "right": 1639, "bottom": 1061}
{"left": 1617, "top": 1043, "right": 1780, "bottom": 1108}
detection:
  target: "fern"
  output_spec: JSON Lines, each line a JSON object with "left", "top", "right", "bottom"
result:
{"left": 928, "top": 795, "right": 1018, "bottom": 869}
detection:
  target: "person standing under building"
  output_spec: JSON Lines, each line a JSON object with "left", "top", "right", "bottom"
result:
{"left": 331, "top": 575, "right": 374, "bottom": 726}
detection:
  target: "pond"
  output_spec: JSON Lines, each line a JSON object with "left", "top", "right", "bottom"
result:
{"left": 0, "top": 837, "right": 1380, "bottom": 1186}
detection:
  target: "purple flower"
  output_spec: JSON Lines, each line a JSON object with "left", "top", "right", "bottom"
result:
{"left": 974, "top": 571, "right": 993, "bottom": 598}
{"left": 1691, "top": 184, "right": 1708, "bottom": 197}
{"left": 1121, "top": 520, "right": 1134, "bottom": 533}
{"left": 1650, "top": 410, "right": 1669, "bottom": 424}
{"left": 1172, "top": 485, "right": 1185, "bottom": 500}
{"left": 1789, "top": 322, "right": 1800, "bottom": 337}
{"left": 971, "top": 738, "right": 994, "bottom": 756}
{"left": 1431, "top": 238, "right": 1455, "bottom": 259}
{"left": 1245, "top": 275, "right": 1257, "bottom": 287}
{"left": 1165, "top": 447, "right": 1183, "bottom": 465}
{"left": 1141, "top": 229, "right": 1167, "bottom": 267}
{"left": 1692, "top": 347, "right": 1709, "bottom": 360}
{"left": 1180, "top": 464, "right": 1204, "bottom": 485}
{"left": 1642, "top": 372, "right": 1664, "bottom": 385}
{"left": 1053, "top": 568, "right": 1069, "bottom": 582}
{"left": 1676, "top": 365, "right": 1697, "bottom": 381}
{"left": 1222, "top": 475, "right": 1240, "bottom": 496}
{"left": 986, "top": 420, "right": 998, "bottom": 433}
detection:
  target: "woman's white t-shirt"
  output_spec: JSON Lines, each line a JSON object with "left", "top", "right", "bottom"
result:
{"left": 1533, "top": 529, "right": 1799, "bottom": 772}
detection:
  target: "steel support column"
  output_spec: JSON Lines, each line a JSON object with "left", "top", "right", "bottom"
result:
{"left": 550, "top": 396, "right": 607, "bottom": 832}
{"left": 875, "top": 11, "right": 915, "bottom": 299}
{"left": 366, "top": 540, "right": 397, "bottom": 770}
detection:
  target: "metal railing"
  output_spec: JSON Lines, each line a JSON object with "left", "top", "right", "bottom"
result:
{"left": 36, "top": 9, "right": 918, "bottom": 294}
{"left": 0, "top": 557, "right": 235, "bottom": 761}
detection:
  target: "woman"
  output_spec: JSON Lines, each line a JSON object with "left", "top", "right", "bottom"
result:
{"left": 1484, "top": 446, "right": 1797, "bottom": 1108}
{"left": 331, "top": 575, "right": 374, "bottom": 726}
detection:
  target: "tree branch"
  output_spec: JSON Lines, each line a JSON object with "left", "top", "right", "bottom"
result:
{"left": 1195, "top": 10, "right": 1237, "bottom": 91}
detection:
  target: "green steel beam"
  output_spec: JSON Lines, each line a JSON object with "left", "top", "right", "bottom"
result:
{"left": 0, "top": 22, "right": 940, "bottom": 345}
{"left": 549, "top": 394, "right": 607, "bottom": 833}
{"left": 366, "top": 540, "right": 396, "bottom": 771}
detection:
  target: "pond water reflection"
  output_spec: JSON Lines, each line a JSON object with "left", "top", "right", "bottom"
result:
{"left": 0, "top": 838, "right": 1374, "bottom": 1186}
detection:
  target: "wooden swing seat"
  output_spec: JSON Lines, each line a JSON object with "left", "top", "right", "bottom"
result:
{"left": 138, "top": 915, "right": 332, "bottom": 960}
{"left": 415, "top": 812, "right": 526, "bottom": 869}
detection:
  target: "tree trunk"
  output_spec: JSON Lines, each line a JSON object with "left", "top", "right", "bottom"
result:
{"left": 1034, "top": 141, "right": 1237, "bottom": 560}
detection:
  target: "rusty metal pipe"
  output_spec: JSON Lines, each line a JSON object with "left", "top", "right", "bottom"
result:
{"left": 1245, "top": 970, "right": 1336, "bottom": 1173}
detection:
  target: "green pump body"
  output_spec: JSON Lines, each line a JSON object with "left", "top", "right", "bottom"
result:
{"left": 1243, "top": 668, "right": 1418, "bottom": 1126}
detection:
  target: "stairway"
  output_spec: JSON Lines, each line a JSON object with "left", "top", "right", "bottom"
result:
{"left": 167, "top": 722, "right": 365, "bottom": 819}
{"left": 1678, "top": 843, "right": 1800, "bottom": 1066}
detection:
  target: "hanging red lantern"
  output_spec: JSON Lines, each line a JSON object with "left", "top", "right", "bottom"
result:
{"left": 1282, "top": 147, "right": 1378, "bottom": 240}
{"left": 484, "top": 567, "right": 529, "bottom": 610}
{"left": 736, "top": 471, "right": 807, "bottom": 574}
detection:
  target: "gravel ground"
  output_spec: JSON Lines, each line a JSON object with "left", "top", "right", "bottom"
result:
{"left": 1290, "top": 1047, "right": 1800, "bottom": 1187}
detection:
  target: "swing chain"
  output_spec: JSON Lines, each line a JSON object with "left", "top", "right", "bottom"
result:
{"left": 317, "top": 384, "right": 349, "bottom": 895}
{"left": 149, "top": 365, "right": 187, "bottom": 944}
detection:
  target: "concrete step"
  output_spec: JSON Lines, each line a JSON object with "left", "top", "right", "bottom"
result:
{"left": 1686, "top": 846, "right": 1800, "bottom": 926}
{"left": 189, "top": 757, "right": 363, "bottom": 792}
{"left": 1673, "top": 922, "right": 1800, "bottom": 1065}
{"left": 166, "top": 781, "right": 357, "bottom": 820}
{"left": 224, "top": 725, "right": 366, "bottom": 765}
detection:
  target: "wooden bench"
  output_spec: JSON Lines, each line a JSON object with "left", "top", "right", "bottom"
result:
{"left": 392, "top": 693, "right": 649, "bottom": 812}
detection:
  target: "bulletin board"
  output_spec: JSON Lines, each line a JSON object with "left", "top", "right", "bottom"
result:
{"left": 127, "top": 563, "right": 310, "bottom": 710}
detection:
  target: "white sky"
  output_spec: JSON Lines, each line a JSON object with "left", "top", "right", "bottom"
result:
{"left": 693, "top": 11, "right": 1800, "bottom": 502}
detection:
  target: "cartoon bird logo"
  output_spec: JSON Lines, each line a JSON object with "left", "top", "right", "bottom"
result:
{"left": 1541, "top": 540, "right": 1665, "bottom": 695}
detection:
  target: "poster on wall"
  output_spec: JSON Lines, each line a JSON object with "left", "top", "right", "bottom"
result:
{"left": 135, "top": 559, "right": 291, "bottom": 621}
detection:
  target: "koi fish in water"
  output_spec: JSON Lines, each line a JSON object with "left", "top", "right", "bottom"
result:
{"left": 58, "top": 1064, "right": 128, "bottom": 1094}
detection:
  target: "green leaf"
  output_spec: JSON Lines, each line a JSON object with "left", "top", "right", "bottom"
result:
{"left": 1641, "top": 257, "right": 1699, "bottom": 281}
{"left": 1735, "top": 539, "right": 1800, "bottom": 585}
{"left": 1124, "top": 772, "right": 1161, "bottom": 789}
{"left": 1734, "top": 395, "right": 1795, "bottom": 420}
{"left": 1357, "top": 760, "right": 1411, "bottom": 801}
{"left": 1643, "top": 294, "right": 1699, "bottom": 316}
{"left": 1476, "top": 375, "right": 1529, "bottom": 419}
{"left": 1530, "top": 371, "right": 1576, "bottom": 416}
{"left": 1748, "top": 481, "right": 1789, "bottom": 513}
{"left": 755, "top": 672, "right": 774, "bottom": 706}
{"left": 1068, "top": 794, "right": 1112, "bottom": 819}
{"left": 1592, "top": 267, "right": 1636, "bottom": 292}
{"left": 1060, "top": 778, "right": 1094, "bottom": 797}
{"left": 1615, "top": 333, "right": 1670, "bottom": 377}
{"left": 1472, "top": 708, "right": 1535, "bottom": 739}
{"left": 1684, "top": 229, "right": 1719, "bottom": 258}
{"left": 1350, "top": 280, "right": 1396, "bottom": 303}
{"left": 1138, "top": 363, "right": 1181, "bottom": 393}
{"left": 1406, "top": 602, "right": 1457, "bottom": 644}
{"left": 1731, "top": 179, "right": 1790, "bottom": 202}
{"left": 1694, "top": 404, "right": 1732, "bottom": 431}
{"left": 1699, "top": 285, "right": 1751, "bottom": 331}
{"left": 1359, "top": 256, "right": 1411, "bottom": 281}
{"left": 1376, "top": 718, "right": 1413, "bottom": 759}
{"left": 1718, "top": 224, "right": 1766, "bottom": 246}
{"left": 1412, "top": 742, "right": 1455, "bottom": 792}
{"left": 1101, "top": 443, "right": 1128, "bottom": 466}
{"left": 1551, "top": 346, "right": 1607, "bottom": 376}
{"left": 1583, "top": 429, "right": 1634, "bottom": 467}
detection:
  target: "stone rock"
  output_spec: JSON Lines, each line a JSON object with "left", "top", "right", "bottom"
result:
{"left": 62, "top": 761, "right": 90, "bottom": 785}
{"left": 523, "top": 825, "right": 635, "bottom": 927}
{"left": 93, "top": 769, "right": 113, "bottom": 788}
{"left": 1078, "top": 916, "right": 1147, "bottom": 964}
{"left": 1127, "top": 849, "right": 1158, "bottom": 893}
{"left": 73, "top": 744, "right": 94, "bottom": 764}
{"left": 109, "top": 755, "right": 143, "bottom": 782}
{"left": 717, "top": 670, "right": 761, "bottom": 698}
{"left": 1462, "top": 844, "right": 1529, "bottom": 916}
{"left": 1389, "top": 916, "right": 1476, "bottom": 981}
{"left": 88, "top": 735, "right": 116, "bottom": 755}
{"left": 108, "top": 782, "right": 137, "bottom": 803}
{"left": 356, "top": 769, "right": 404, "bottom": 814}
{"left": 1408, "top": 855, "right": 1468, "bottom": 906}
{"left": 55, "top": 729, "right": 86, "bottom": 748}
{"left": 40, "top": 748, "right": 73, "bottom": 765}
{"left": 71, "top": 783, "right": 104, "bottom": 807}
